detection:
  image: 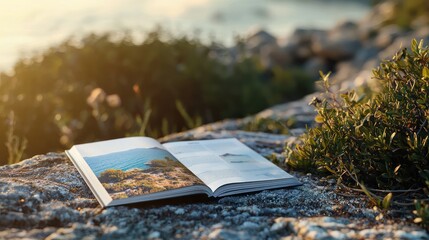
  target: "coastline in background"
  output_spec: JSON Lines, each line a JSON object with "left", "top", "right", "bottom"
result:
{"left": 0, "top": 0, "right": 370, "bottom": 72}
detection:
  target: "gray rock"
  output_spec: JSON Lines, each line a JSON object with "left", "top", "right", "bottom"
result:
{"left": 279, "top": 28, "right": 326, "bottom": 62}
{"left": 358, "top": 1, "right": 396, "bottom": 40}
{"left": 378, "top": 29, "right": 429, "bottom": 62}
{"left": 312, "top": 21, "right": 362, "bottom": 61}
{"left": 240, "top": 221, "right": 259, "bottom": 230}
{"left": 394, "top": 230, "right": 429, "bottom": 240}
{"left": 246, "top": 29, "right": 278, "bottom": 54}
{"left": 349, "top": 69, "right": 375, "bottom": 91}
{"left": 274, "top": 217, "right": 429, "bottom": 240}
{"left": 174, "top": 208, "right": 185, "bottom": 215}
{"left": 330, "top": 61, "right": 360, "bottom": 90}
{"left": 352, "top": 45, "right": 380, "bottom": 69}
{"left": 270, "top": 221, "right": 287, "bottom": 232}
{"left": 268, "top": 44, "right": 295, "bottom": 67}
{"left": 148, "top": 231, "right": 161, "bottom": 239}
{"left": 303, "top": 57, "right": 329, "bottom": 80}
{"left": 290, "top": 28, "right": 325, "bottom": 45}
{"left": 374, "top": 24, "right": 404, "bottom": 49}
{"left": 411, "top": 15, "right": 429, "bottom": 30}
{"left": 208, "top": 228, "right": 250, "bottom": 240}
{"left": 0, "top": 107, "right": 428, "bottom": 239}
{"left": 259, "top": 44, "right": 282, "bottom": 68}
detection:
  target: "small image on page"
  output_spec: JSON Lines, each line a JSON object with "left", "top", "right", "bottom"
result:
{"left": 164, "top": 138, "right": 292, "bottom": 191}
{"left": 75, "top": 137, "right": 203, "bottom": 200}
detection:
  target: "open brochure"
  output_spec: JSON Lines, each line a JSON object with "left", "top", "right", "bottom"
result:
{"left": 65, "top": 137, "right": 301, "bottom": 207}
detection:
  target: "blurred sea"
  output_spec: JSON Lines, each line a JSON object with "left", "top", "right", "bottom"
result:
{"left": 0, "top": 0, "right": 370, "bottom": 72}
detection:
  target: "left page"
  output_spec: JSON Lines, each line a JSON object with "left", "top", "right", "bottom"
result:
{"left": 66, "top": 137, "right": 206, "bottom": 207}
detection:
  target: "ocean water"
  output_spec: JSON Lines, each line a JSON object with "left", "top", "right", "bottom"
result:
{"left": 0, "top": 0, "right": 370, "bottom": 72}
{"left": 84, "top": 147, "right": 175, "bottom": 176}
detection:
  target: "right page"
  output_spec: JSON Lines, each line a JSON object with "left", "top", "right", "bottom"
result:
{"left": 163, "top": 138, "right": 296, "bottom": 192}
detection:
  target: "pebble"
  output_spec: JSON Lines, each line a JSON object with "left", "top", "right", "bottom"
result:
{"left": 148, "top": 231, "right": 161, "bottom": 239}
{"left": 270, "top": 222, "right": 286, "bottom": 232}
{"left": 208, "top": 229, "right": 250, "bottom": 240}
{"left": 174, "top": 208, "right": 185, "bottom": 215}
{"left": 189, "top": 210, "right": 201, "bottom": 219}
{"left": 240, "top": 221, "right": 259, "bottom": 230}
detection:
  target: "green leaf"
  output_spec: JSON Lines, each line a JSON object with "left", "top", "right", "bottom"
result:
{"left": 324, "top": 166, "right": 336, "bottom": 174}
{"left": 412, "top": 39, "right": 418, "bottom": 53}
{"left": 389, "top": 132, "right": 396, "bottom": 145}
{"left": 360, "top": 183, "right": 380, "bottom": 206}
{"left": 315, "top": 115, "right": 324, "bottom": 123}
{"left": 394, "top": 165, "right": 401, "bottom": 174}
{"left": 418, "top": 39, "right": 424, "bottom": 50}
{"left": 382, "top": 192, "right": 393, "bottom": 210}
{"left": 423, "top": 67, "right": 429, "bottom": 79}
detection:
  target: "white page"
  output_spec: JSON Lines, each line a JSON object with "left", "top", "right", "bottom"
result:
{"left": 163, "top": 138, "right": 293, "bottom": 192}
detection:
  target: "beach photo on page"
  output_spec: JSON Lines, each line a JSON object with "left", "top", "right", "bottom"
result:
{"left": 83, "top": 147, "right": 203, "bottom": 200}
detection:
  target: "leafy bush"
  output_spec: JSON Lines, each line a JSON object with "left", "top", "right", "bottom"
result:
{"left": 98, "top": 169, "right": 126, "bottom": 183}
{"left": 0, "top": 30, "right": 314, "bottom": 165}
{"left": 378, "top": 0, "right": 429, "bottom": 29}
{"left": 414, "top": 200, "right": 429, "bottom": 226}
{"left": 287, "top": 40, "right": 429, "bottom": 223}
{"left": 243, "top": 117, "right": 295, "bottom": 134}
{"left": 147, "top": 158, "right": 181, "bottom": 169}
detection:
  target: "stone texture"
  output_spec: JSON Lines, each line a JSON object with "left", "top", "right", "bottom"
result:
{"left": 304, "top": 57, "right": 329, "bottom": 80}
{"left": 374, "top": 24, "right": 403, "bottom": 49}
{"left": 312, "top": 21, "right": 362, "bottom": 61}
{"left": 246, "top": 29, "right": 278, "bottom": 54}
{"left": 1, "top": 99, "right": 428, "bottom": 239}
{"left": 2, "top": 3, "right": 429, "bottom": 239}
{"left": 273, "top": 217, "right": 429, "bottom": 240}
{"left": 281, "top": 28, "right": 326, "bottom": 62}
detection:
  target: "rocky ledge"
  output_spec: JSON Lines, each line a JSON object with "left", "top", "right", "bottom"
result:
{"left": 1, "top": 97, "right": 428, "bottom": 239}
{"left": 2, "top": 2, "right": 429, "bottom": 238}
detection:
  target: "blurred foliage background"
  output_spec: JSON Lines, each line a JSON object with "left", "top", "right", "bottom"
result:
{"left": 1, "top": 0, "right": 427, "bottom": 165}
{"left": 0, "top": 30, "right": 314, "bottom": 165}
{"left": 374, "top": 0, "right": 429, "bottom": 28}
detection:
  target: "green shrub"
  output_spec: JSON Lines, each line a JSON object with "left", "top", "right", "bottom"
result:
{"left": 148, "top": 157, "right": 183, "bottom": 169}
{"left": 243, "top": 117, "right": 295, "bottom": 134}
{"left": 414, "top": 200, "right": 429, "bottom": 227}
{"left": 378, "top": 0, "right": 429, "bottom": 29}
{"left": 287, "top": 39, "right": 429, "bottom": 223}
{"left": 0, "top": 30, "right": 314, "bottom": 165}
{"left": 98, "top": 169, "right": 126, "bottom": 183}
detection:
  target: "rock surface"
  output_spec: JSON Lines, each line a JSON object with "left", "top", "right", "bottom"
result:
{"left": 2, "top": 3, "right": 429, "bottom": 239}
{"left": 1, "top": 100, "right": 428, "bottom": 239}
{"left": 236, "top": 2, "right": 429, "bottom": 94}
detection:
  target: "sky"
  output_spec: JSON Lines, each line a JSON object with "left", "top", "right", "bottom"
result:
{"left": 75, "top": 136, "right": 164, "bottom": 157}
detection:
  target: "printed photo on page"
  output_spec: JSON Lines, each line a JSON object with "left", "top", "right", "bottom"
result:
{"left": 75, "top": 138, "right": 203, "bottom": 200}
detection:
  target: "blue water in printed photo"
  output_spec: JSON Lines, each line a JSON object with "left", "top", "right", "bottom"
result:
{"left": 84, "top": 147, "right": 175, "bottom": 176}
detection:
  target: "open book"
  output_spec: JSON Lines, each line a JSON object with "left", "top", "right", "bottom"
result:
{"left": 66, "top": 137, "right": 301, "bottom": 207}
